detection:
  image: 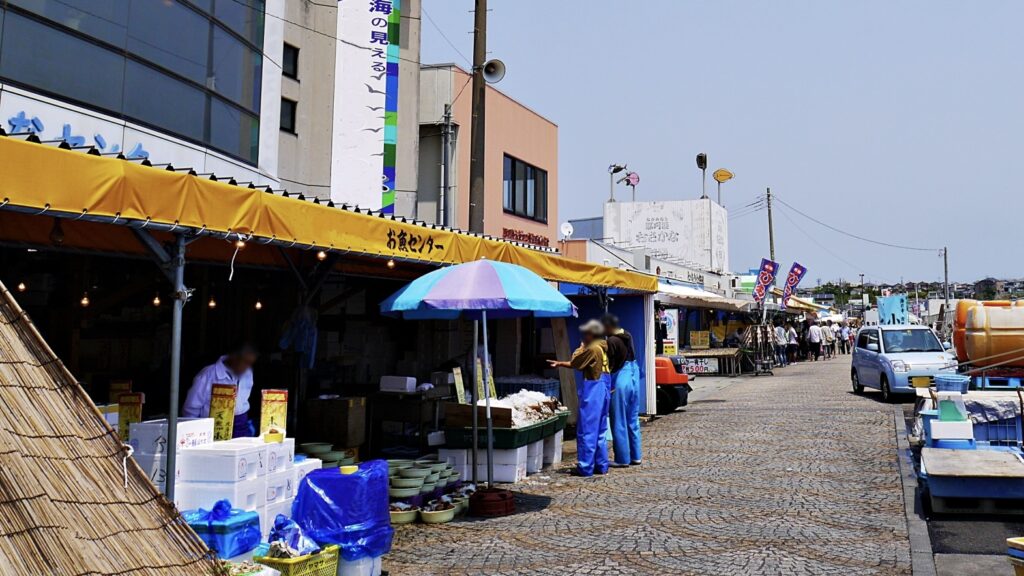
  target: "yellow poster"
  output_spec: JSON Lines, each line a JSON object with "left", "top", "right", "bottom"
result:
{"left": 663, "top": 340, "right": 678, "bottom": 355}
{"left": 453, "top": 367, "right": 467, "bottom": 404}
{"left": 210, "top": 383, "right": 238, "bottom": 441}
{"left": 259, "top": 389, "right": 288, "bottom": 435}
{"left": 691, "top": 331, "right": 710, "bottom": 350}
{"left": 117, "top": 392, "right": 144, "bottom": 440}
{"left": 474, "top": 358, "right": 498, "bottom": 400}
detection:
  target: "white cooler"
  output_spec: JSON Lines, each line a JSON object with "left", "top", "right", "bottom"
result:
{"left": 179, "top": 441, "right": 265, "bottom": 482}
{"left": 177, "top": 476, "right": 267, "bottom": 512}
{"left": 265, "top": 468, "right": 297, "bottom": 504}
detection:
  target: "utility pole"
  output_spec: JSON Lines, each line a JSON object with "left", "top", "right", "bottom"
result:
{"left": 468, "top": 0, "right": 487, "bottom": 233}
{"left": 943, "top": 246, "right": 950, "bottom": 312}
{"left": 439, "top": 104, "right": 452, "bottom": 227}
{"left": 766, "top": 187, "right": 775, "bottom": 262}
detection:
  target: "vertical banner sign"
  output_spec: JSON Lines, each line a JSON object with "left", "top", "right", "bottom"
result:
{"left": 210, "top": 384, "right": 238, "bottom": 441}
{"left": 662, "top": 309, "right": 679, "bottom": 354}
{"left": 453, "top": 367, "right": 467, "bottom": 404}
{"left": 877, "top": 294, "right": 909, "bottom": 325}
{"left": 333, "top": 0, "right": 401, "bottom": 211}
{"left": 259, "top": 389, "right": 289, "bottom": 434}
{"left": 475, "top": 358, "right": 497, "bottom": 400}
{"left": 117, "top": 392, "right": 144, "bottom": 441}
{"left": 780, "top": 262, "right": 807, "bottom": 310}
{"left": 752, "top": 258, "right": 779, "bottom": 304}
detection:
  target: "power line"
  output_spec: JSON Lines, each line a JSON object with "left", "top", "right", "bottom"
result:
{"left": 422, "top": 5, "right": 472, "bottom": 66}
{"left": 773, "top": 195, "right": 938, "bottom": 252}
{"left": 775, "top": 204, "right": 892, "bottom": 284}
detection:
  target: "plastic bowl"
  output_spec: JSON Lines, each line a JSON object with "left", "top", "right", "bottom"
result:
{"left": 321, "top": 451, "right": 348, "bottom": 462}
{"left": 420, "top": 508, "right": 457, "bottom": 524}
{"left": 399, "top": 467, "right": 431, "bottom": 479}
{"left": 436, "top": 477, "right": 449, "bottom": 488}
{"left": 338, "top": 457, "right": 355, "bottom": 466}
{"left": 389, "top": 509, "right": 419, "bottom": 524}
{"left": 417, "top": 461, "right": 448, "bottom": 473}
{"left": 389, "top": 486, "right": 420, "bottom": 498}
{"left": 426, "top": 473, "right": 440, "bottom": 483}
{"left": 387, "top": 459, "right": 414, "bottom": 468}
{"left": 390, "top": 477, "right": 424, "bottom": 488}
{"left": 451, "top": 497, "right": 468, "bottom": 514}
{"left": 321, "top": 460, "right": 340, "bottom": 469}
{"left": 419, "top": 483, "right": 436, "bottom": 494}
{"left": 299, "top": 443, "right": 332, "bottom": 455}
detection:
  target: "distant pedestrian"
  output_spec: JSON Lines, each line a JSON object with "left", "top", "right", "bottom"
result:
{"left": 808, "top": 322, "right": 823, "bottom": 361}
{"left": 786, "top": 323, "right": 799, "bottom": 363}
{"left": 774, "top": 322, "right": 788, "bottom": 367}
{"left": 837, "top": 323, "right": 850, "bottom": 354}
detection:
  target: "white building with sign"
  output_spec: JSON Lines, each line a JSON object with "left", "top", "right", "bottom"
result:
{"left": 603, "top": 199, "right": 729, "bottom": 274}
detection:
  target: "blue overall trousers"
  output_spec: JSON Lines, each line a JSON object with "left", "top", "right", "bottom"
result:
{"left": 609, "top": 360, "right": 642, "bottom": 465}
{"left": 576, "top": 372, "right": 611, "bottom": 476}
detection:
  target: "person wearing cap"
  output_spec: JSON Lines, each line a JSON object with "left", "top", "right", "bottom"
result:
{"left": 548, "top": 319, "right": 611, "bottom": 477}
{"left": 602, "top": 314, "right": 642, "bottom": 468}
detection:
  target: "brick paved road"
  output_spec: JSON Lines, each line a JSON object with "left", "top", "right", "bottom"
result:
{"left": 385, "top": 359, "right": 912, "bottom": 575}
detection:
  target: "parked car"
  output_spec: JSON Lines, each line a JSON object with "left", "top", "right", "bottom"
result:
{"left": 851, "top": 325, "right": 957, "bottom": 401}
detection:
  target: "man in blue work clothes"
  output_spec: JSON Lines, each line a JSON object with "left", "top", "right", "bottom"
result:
{"left": 603, "top": 314, "right": 642, "bottom": 467}
{"left": 548, "top": 320, "right": 611, "bottom": 477}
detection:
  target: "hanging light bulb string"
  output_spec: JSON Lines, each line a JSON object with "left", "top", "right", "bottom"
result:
{"left": 228, "top": 232, "right": 252, "bottom": 282}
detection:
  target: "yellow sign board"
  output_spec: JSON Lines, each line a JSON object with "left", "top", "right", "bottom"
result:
{"left": 475, "top": 358, "right": 498, "bottom": 400}
{"left": 453, "top": 367, "right": 467, "bottom": 404}
{"left": 663, "top": 340, "right": 678, "bottom": 355}
{"left": 117, "top": 392, "right": 144, "bottom": 441}
{"left": 210, "top": 383, "right": 238, "bottom": 441}
{"left": 691, "top": 331, "right": 710, "bottom": 350}
{"left": 259, "top": 389, "right": 289, "bottom": 434}
{"left": 713, "top": 168, "right": 734, "bottom": 184}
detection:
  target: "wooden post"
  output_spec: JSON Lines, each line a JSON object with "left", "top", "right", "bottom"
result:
{"left": 551, "top": 318, "right": 578, "bottom": 425}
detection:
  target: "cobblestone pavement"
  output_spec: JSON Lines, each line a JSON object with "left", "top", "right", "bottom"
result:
{"left": 385, "top": 359, "right": 912, "bottom": 575}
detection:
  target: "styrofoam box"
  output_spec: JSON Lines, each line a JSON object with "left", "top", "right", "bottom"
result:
{"left": 476, "top": 446, "right": 528, "bottom": 467}
{"left": 129, "top": 418, "right": 215, "bottom": 454}
{"left": 475, "top": 463, "right": 526, "bottom": 484}
{"left": 931, "top": 420, "right": 974, "bottom": 440}
{"left": 526, "top": 451, "right": 543, "bottom": 475}
{"left": 261, "top": 497, "right": 295, "bottom": 540}
{"left": 178, "top": 441, "right": 264, "bottom": 482}
{"left": 293, "top": 458, "right": 321, "bottom": 484}
{"left": 338, "top": 555, "right": 382, "bottom": 576}
{"left": 133, "top": 451, "right": 185, "bottom": 486}
{"left": 266, "top": 468, "right": 297, "bottom": 504}
{"left": 380, "top": 375, "right": 416, "bottom": 393}
{"left": 177, "top": 476, "right": 267, "bottom": 512}
{"left": 543, "top": 430, "right": 564, "bottom": 466}
{"left": 224, "top": 437, "right": 295, "bottom": 474}
{"left": 437, "top": 448, "right": 470, "bottom": 468}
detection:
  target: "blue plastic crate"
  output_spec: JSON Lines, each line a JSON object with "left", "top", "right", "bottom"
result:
{"left": 973, "top": 417, "right": 1023, "bottom": 446}
{"left": 935, "top": 373, "right": 969, "bottom": 393}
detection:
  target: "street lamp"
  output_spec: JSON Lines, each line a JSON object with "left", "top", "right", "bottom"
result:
{"left": 696, "top": 153, "right": 707, "bottom": 199}
{"left": 608, "top": 164, "right": 627, "bottom": 202}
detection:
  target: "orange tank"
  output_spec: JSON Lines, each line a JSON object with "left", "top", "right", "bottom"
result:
{"left": 964, "top": 304, "right": 1024, "bottom": 367}
{"left": 954, "top": 300, "right": 1012, "bottom": 362}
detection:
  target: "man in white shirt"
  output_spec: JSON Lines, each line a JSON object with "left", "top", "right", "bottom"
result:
{"left": 807, "top": 322, "right": 823, "bottom": 361}
{"left": 183, "top": 343, "right": 258, "bottom": 438}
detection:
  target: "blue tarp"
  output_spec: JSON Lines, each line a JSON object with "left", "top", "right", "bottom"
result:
{"left": 291, "top": 460, "right": 393, "bottom": 562}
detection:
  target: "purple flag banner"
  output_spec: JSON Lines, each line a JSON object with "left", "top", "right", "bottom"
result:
{"left": 752, "top": 258, "right": 779, "bottom": 304}
{"left": 780, "top": 262, "right": 807, "bottom": 310}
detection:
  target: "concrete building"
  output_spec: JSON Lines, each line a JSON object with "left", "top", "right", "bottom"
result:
{"left": 418, "top": 64, "right": 558, "bottom": 246}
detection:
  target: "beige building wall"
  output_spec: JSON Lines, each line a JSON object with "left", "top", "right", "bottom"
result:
{"left": 276, "top": 0, "right": 420, "bottom": 204}
{"left": 419, "top": 65, "right": 558, "bottom": 246}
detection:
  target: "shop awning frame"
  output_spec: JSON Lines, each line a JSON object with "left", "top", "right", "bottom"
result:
{"left": 655, "top": 282, "right": 751, "bottom": 312}
{"left": 0, "top": 136, "right": 657, "bottom": 293}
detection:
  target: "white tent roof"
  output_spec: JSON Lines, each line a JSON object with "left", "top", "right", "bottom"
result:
{"left": 656, "top": 282, "right": 751, "bottom": 312}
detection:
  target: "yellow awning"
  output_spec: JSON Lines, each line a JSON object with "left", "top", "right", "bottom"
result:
{"left": 0, "top": 137, "right": 657, "bottom": 292}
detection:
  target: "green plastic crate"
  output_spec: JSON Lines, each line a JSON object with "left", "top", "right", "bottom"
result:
{"left": 445, "top": 414, "right": 563, "bottom": 449}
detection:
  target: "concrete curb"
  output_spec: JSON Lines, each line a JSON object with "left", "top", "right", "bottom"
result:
{"left": 894, "top": 405, "right": 937, "bottom": 576}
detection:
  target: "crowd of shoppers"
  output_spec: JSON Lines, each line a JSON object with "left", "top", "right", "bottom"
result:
{"left": 772, "top": 318, "right": 855, "bottom": 365}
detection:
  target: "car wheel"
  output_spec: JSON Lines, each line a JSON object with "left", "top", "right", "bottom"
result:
{"left": 851, "top": 370, "right": 864, "bottom": 394}
{"left": 880, "top": 376, "right": 892, "bottom": 403}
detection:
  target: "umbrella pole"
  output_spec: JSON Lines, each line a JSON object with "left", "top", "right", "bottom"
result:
{"left": 471, "top": 320, "right": 479, "bottom": 485}
{"left": 481, "top": 310, "right": 494, "bottom": 489}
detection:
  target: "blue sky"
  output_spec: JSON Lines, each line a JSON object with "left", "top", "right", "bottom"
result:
{"left": 419, "top": 1, "right": 1023, "bottom": 284}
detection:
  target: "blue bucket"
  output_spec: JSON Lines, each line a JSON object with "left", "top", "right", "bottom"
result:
{"left": 935, "top": 373, "right": 969, "bottom": 394}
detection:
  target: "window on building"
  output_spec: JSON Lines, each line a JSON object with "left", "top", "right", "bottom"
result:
{"left": 282, "top": 43, "right": 299, "bottom": 79}
{"left": 502, "top": 154, "right": 548, "bottom": 222}
{"left": 0, "top": 1, "right": 264, "bottom": 165}
{"left": 280, "top": 98, "right": 297, "bottom": 134}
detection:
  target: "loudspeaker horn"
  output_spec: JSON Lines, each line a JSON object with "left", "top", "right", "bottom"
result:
{"left": 482, "top": 59, "right": 506, "bottom": 84}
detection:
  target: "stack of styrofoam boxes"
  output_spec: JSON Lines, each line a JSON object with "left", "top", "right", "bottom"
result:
{"left": 476, "top": 446, "right": 528, "bottom": 483}
{"left": 543, "top": 430, "right": 563, "bottom": 468}
{"left": 177, "top": 437, "right": 296, "bottom": 540}
{"left": 129, "top": 418, "right": 215, "bottom": 489}
{"left": 438, "top": 448, "right": 470, "bottom": 480}
{"left": 526, "top": 440, "right": 544, "bottom": 475}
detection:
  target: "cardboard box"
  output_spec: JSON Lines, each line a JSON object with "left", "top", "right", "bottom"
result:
{"left": 129, "top": 418, "right": 215, "bottom": 454}
{"left": 301, "top": 397, "right": 366, "bottom": 448}
{"left": 444, "top": 403, "right": 513, "bottom": 429}
{"left": 380, "top": 375, "right": 416, "bottom": 393}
